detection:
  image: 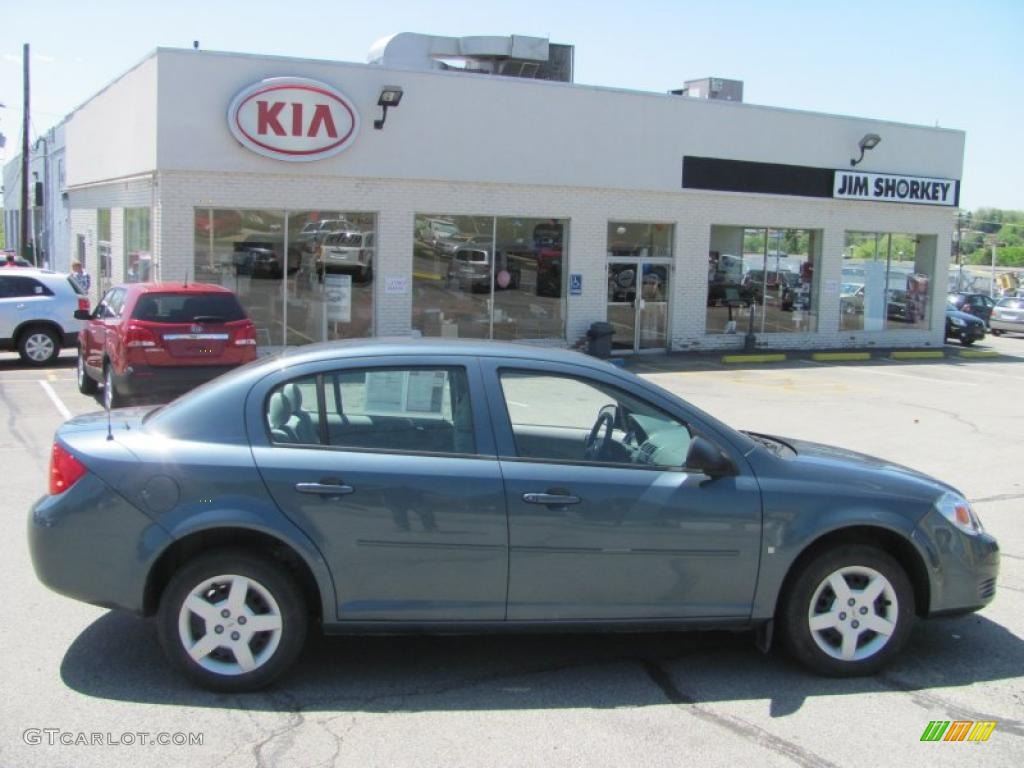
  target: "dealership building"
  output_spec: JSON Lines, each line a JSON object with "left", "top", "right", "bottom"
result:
{"left": 3, "top": 34, "right": 963, "bottom": 354}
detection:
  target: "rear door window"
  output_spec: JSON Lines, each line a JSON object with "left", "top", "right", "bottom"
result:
{"left": 2, "top": 276, "right": 54, "bottom": 298}
{"left": 131, "top": 292, "right": 246, "bottom": 323}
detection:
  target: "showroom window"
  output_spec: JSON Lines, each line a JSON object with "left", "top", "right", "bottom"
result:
{"left": 193, "top": 209, "right": 375, "bottom": 349}
{"left": 706, "top": 226, "right": 821, "bottom": 335}
{"left": 97, "top": 208, "right": 112, "bottom": 294}
{"left": 842, "top": 232, "right": 935, "bottom": 331}
{"left": 124, "top": 207, "right": 151, "bottom": 283}
{"left": 412, "top": 214, "right": 566, "bottom": 340}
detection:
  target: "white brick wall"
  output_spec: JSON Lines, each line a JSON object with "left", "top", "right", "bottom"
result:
{"left": 79, "top": 169, "right": 954, "bottom": 352}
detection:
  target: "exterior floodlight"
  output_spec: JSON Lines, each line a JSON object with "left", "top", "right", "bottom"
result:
{"left": 850, "top": 133, "right": 882, "bottom": 167}
{"left": 374, "top": 86, "right": 404, "bottom": 129}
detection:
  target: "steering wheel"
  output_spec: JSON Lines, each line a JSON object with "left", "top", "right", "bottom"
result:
{"left": 584, "top": 405, "right": 616, "bottom": 460}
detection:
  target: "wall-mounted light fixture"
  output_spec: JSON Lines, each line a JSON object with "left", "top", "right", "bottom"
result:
{"left": 850, "top": 133, "right": 881, "bottom": 167}
{"left": 374, "top": 86, "right": 404, "bottom": 130}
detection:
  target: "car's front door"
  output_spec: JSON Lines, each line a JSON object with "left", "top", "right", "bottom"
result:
{"left": 250, "top": 358, "right": 509, "bottom": 622}
{"left": 481, "top": 360, "right": 762, "bottom": 620}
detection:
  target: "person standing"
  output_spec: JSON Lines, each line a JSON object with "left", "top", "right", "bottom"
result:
{"left": 70, "top": 260, "right": 91, "bottom": 293}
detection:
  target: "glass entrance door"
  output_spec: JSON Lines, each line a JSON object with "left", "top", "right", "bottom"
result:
{"left": 607, "top": 261, "right": 670, "bottom": 353}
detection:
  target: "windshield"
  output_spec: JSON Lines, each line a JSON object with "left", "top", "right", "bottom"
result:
{"left": 997, "top": 298, "right": 1024, "bottom": 309}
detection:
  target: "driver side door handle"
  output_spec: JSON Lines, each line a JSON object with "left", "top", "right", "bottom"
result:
{"left": 296, "top": 482, "right": 355, "bottom": 497}
{"left": 523, "top": 493, "right": 581, "bottom": 506}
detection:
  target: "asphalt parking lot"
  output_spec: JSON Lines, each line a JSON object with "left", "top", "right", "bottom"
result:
{"left": 1, "top": 337, "right": 1022, "bottom": 768}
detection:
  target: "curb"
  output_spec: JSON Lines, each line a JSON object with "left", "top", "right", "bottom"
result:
{"left": 890, "top": 350, "right": 945, "bottom": 360}
{"left": 958, "top": 349, "right": 1000, "bottom": 358}
{"left": 722, "top": 353, "right": 787, "bottom": 364}
{"left": 812, "top": 352, "right": 872, "bottom": 362}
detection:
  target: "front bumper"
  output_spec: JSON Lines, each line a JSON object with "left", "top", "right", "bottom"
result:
{"left": 913, "top": 509, "right": 1000, "bottom": 616}
{"left": 28, "top": 472, "right": 172, "bottom": 614}
{"left": 114, "top": 364, "right": 236, "bottom": 397}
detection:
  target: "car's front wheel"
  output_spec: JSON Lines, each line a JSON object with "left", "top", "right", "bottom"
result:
{"left": 157, "top": 550, "right": 308, "bottom": 692}
{"left": 779, "top": 545, "right": 914, "bottom": 676}
{"left": 961, "top": 337, "right": 975, "bottom": 347}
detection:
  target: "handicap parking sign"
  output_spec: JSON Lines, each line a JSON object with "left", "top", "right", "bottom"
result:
{"left": 569, "top": 273, "right": 583, "bottom": 296}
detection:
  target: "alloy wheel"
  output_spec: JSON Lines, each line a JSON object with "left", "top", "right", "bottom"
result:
{"left": 177, "top": 574, "right": 284, "bottom": 676}
{"left": 807, "top": 565, "right": 898, "bottom": 662}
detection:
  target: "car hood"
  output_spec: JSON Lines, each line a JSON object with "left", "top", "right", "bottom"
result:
{"left": 761, "top": 434, "right": 959, "bottom": 500}
{"left": 946, "top": 308, "right": 984, "bottom": 325}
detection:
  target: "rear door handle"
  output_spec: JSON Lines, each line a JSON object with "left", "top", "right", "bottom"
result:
{"left": 523, "top": 493, "right": 581, "bottom": 506}
{"left": 295, "top": 482, "right": 355, "bottom": 496}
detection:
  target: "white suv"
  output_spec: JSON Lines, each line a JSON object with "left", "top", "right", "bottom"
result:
{"left": 0, "top": 269, "right": 89, "bottom": 365}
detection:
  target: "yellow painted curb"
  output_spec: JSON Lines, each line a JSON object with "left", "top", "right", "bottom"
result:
{"left": 721, "top": 354, "right": 787, "bottom": 364}
{"left": 812, "top": 352, "right": 872, "bottom": 362}
{"left": 958, "top": 349, "right": 1000, "bottom": 358}
{"left": 890, "top": 350, "right": 944, "bottom": 360}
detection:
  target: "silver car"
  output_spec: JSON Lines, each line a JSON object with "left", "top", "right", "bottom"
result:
{"left": 0, "top": 269, "right": 89, "bottom": 364}
{"left": 989, "top": 297, "right": 1024, "bottom": 336}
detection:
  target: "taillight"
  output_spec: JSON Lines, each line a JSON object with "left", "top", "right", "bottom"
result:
{"left": 124, "top": 323, "right": 158, "bottom": 348}
{"left": 50, "top": 443, "right": 87, "bottom": 495}
{"left": 234, "top": 323, "right": 258, "bottom": 346}
{"left": 77, "top": 297, "right": 90, "bottom": 312}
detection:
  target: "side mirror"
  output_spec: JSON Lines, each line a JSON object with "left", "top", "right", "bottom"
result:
{"left": 73, "top": 309, "right": 91, "bottom": 320}
{"left": 685, "top": 437, "right": 736, "bottom": 478}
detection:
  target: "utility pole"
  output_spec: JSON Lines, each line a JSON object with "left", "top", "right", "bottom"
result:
{"left": 20, "top": 43, "right": 31, "bottom": 263}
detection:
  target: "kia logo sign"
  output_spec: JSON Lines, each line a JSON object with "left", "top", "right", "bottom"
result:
{"left": 228, "top": 77, "right": 359, "bottom": 162}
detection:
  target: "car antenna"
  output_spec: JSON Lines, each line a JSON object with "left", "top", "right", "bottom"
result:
{"left": 183, "top": 268, "right": 189, "bottom": 287}
{"left": 105, "top": 390, "right": 113, "bottom": 441}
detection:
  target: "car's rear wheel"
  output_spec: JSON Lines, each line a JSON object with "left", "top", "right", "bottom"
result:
{"left": 18, "top": 326, "right": 60, "bottom": 366}
{"left": 77, "top": 348, "right": 98, "bottom": 395}
{"left": 157, "top": 550, "right": 308, "bottom": 692}
{"left": 991, "top": 329, "right": 1002, "bottom": 336}
{"left": 103, "top": 364, "right": 124, "bottom": 409}
{"left": 779, "top": 545, "right": 914, "bottom": 676}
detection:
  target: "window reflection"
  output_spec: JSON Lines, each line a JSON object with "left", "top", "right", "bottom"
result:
{"left": 412, "top": 214, "right": 566, "bottom": 340}
{"left": 124, "top": 207, "right": 151, "bottom": 283}
{"left": 842, "top": 232, "right": 933, "bottom": 331}
{"left": 706, "top": 226, "right": 820, "bottom": 335}
{"left": 192, "top": 208, "right": 376, "bottom": 349}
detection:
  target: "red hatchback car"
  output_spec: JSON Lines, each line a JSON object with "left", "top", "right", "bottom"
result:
{"left": 76, "top": 283, "right": 257, "bottom": 407}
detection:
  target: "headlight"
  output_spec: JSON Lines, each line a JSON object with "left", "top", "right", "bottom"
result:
{"left": 936, "top": 492, "right": 984, "bottom": 535}
{"left": 950, "top": 316, "right": 966, "bottom": 327}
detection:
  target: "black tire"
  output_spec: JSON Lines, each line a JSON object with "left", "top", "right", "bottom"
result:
{"left": 991, "top": 329, "right": 1002, "bottom": 336}
{"left": 77, "top": 348, "right": 98, "bottom": 395}
{"left": 17, "top": 325, "right": 61, "bottom": 366}
{"left": 778, "top": 545, "right": 914, "bottom": 677}
{"left": 103, "top": 364, "right": 124, "bottom": 409}
{"left": 961, "top": 337, "right": 975, "bottom": 347}
{"left": 157, "top": 549, "right": 308, "bottom": 692}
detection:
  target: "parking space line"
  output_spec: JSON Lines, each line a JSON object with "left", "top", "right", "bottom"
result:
{"left": 39, "top": 380, "right": 72, "bottom": 420}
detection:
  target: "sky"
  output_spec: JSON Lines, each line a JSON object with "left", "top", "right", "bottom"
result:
{"left": 1, "top": 0, "right": 1021, "bottom": 211}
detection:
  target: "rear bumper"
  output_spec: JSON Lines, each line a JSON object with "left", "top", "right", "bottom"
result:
{"left": 990, "top": 319, "right": 1024, "bottom": 334}
{"left": 114, "top": 363, "right": 237, "bottom": 397}
{"left": 28, "top": 472, "right": 172, "bottom": 614}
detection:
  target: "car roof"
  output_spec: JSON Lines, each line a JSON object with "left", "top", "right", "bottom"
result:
{"left": 268, "top": 338, "right": 614, "bottom": 370}
{"left": 127, "top": 282, "right": 234, "bottom": 294}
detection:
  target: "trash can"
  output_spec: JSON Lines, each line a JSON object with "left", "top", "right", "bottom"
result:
{"left": 586, "top": 321, "right": 615, "bottom": 359}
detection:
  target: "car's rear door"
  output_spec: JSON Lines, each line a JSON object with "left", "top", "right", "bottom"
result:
{"left": 480, "top": 358, "right": 762, "bottom": 620}
{"left": 249, "top": 356, "right": 509, "bottom": 622}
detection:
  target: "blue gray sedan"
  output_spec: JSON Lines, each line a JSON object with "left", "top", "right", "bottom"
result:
{"left": 29, "top": 340, "right": 999, "bottom": 691}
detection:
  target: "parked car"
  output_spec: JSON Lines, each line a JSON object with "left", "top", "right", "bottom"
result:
{"left": 317, "top": 230, "right": 374, "bottom": 282}
{"left": 417, "top": 218, "right": 461, "bottom": 251}
{"left": 989, "top": 297, "right": 1024, "bottom": 336}
{"left": 438, "top": 234, "right": 493, "bottom": 258}
{"left": 31, "top": 340, "right": 998, "bottom": 691}
{"left": 2, "top": 250, "right": 34, "bottom": 267}
{"left": 947, "top": 292, "right": 996, "bottom": 326}
{"left": 302, "top": 218, "right": 354, "bottom": 253}
{"left": 75, "top": 282, "right": 257, "bottom": 408}
{"left": 944, "top": 307, "right": 986, "bottom": 346}
{"left": 840, "top": 283, "right": 866, "bottom": 315}
{"left": 0, "top": 269, "right": 90, "bottom": 365}
{"left": 446, "top": 247, "right": 520, "bottom": 292}
{"left": 743, "top": 269, "right": 798, "bottom": 309}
